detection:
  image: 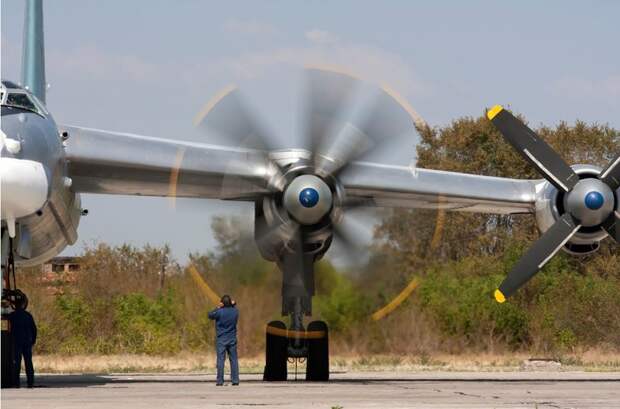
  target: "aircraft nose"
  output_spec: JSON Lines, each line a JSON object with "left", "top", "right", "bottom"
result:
{"left": 0, "top": 157, "right": 49, "bottom": 236}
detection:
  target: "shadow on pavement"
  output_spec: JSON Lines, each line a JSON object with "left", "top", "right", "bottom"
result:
{"left": 18, "top": 373, "right": 620, "bottom": 389}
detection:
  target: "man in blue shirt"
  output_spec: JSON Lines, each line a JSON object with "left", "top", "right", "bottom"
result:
{"left": 9, "top": 298, "right": 37, "bottom": 388}
{"left": 208, "top": 295, "right": 239, "bottom": 386}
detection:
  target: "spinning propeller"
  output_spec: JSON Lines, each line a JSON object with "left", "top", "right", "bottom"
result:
{"left": 487, "top": 106, "right": 620, "bottom": 303}
{"left": 192, "top": 67, "right": 417, "bottom": 266}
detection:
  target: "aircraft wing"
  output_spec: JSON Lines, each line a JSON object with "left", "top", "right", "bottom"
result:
{"left": 62, "top": 125, "right": 276, "bottom": 200}
{"left": 340, "top": 161, "right": 538, "bottom": 214}
{"left": 63, "top": 125, "right": 537, "bottom": 214}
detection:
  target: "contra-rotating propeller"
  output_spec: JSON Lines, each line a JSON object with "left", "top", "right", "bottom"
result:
{"left": 487, "top": 105, "right": 620, "bottom": 303}
{"left": 192, "top": 67, "right": 417, "bottom": 267}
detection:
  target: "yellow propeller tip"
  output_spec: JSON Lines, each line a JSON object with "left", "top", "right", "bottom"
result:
{"left": 487, "top": 105, "right": 503, "bottom": 120}
{"left": 494, "top": 289, "right": 506, "bottom": 303}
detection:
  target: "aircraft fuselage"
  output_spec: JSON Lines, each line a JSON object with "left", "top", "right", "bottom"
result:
{"left": 1, "top": 89, "right": 81, "bottom": 266}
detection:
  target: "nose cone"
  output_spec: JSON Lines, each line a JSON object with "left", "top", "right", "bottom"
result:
{"left": 283, "top": 175, "right": 333, "bottom": 225}
{"left": 584, "top": 191, "right": 605, "bottom": 210}
{"left": 564, "top": 179, "right": 614, "bottom": 227}
{"left": 0, "top": 157, "right": 49, "bottom": 221}
{"left": 299, "top": 188, "right": 320, "bottom": 208}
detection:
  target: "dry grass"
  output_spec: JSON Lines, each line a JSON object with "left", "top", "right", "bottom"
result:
{"left": 33, "top": 350, "right": 620, "bottom": 374}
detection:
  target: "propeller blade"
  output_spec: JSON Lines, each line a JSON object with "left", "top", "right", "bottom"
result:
{"left": 315, "top": 122, "right": 373, "bottom": 177}
{"left": 487, "top": 105, "right": 579, "bottom": 193}
{"left": 300, "top": 66, "right": 360, "bottom": 162}
{"left": 599, "top": 154, "right": 620, "bottom": 190}
{"left": 256, "top": 217, "right": 300, "bottom": 254}
{"left": 602, "top": 211, "right": 620, "bottom": 243}
{"left": 331, "top": 208, "right": 374, "bottom": 265}
{"left": 332, "top": 223, "right": 362, "bottom": 258}
{"left": 495, "top": 213, "right": 581, "bottom": 302}
{"left": 194, "top": 85, "right": 276, "bottom": 152}
{"left": 194, "top": 85, "right": 285, "bottom": 193}
{"left": 313, "top": 80, "right": 417, "bottom": 177}
{"left": 600, "top": 154, "right": 620, "bottom": 243}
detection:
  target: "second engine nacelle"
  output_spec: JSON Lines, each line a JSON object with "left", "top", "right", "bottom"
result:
{"left": 535, "top": 164, "right": 612, "bottom": 255}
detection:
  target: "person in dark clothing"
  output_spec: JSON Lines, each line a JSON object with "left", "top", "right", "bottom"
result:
{"left": 9, "top": 298, "right": 37, "bottom": 388}
{"left": 208, "top": 294, "right": 239, "bottom": 386}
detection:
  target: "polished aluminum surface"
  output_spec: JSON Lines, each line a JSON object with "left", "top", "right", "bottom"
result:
{"left": 283, "top": 175, "right": 333, "bottom": 225}
{"left": 564, "top": 178, "right": 615, "bottom": 227}
{"left": 63, "top": 125, "right": 275, "bottom": 200}
{"left": 535, "top": 165, "right": 610, "bottom": 248}
{"left": 340, "top": 161, "right": 538, "bottom": 214}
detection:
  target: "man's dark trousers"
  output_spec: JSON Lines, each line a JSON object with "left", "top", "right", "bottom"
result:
{"left": 216, "top": 340, "right": 239, "bottom": 385}
{"left": 9, "top": 307, "right": 37, "bottom": 388}
{"left": 14, "top": 342, "right": 34, "bottom": 387}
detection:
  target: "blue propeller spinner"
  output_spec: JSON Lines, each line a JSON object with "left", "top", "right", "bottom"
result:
{"left": 584, "top": 191, "right": 605, "bottom": 210}
{"left": 299, "top": 188, "right": 320, "bottom": 208}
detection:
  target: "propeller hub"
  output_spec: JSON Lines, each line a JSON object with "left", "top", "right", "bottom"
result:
{"left": 564, "top": 178, "right": 615, "bottom": 227}
{"left": 283, "top": 175, "right": 333, "bottom": 225}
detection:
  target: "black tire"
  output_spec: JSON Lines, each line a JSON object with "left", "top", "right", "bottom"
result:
{"left": 306, "top": 320, "right": 329, "bottom": 381}
{"left": 263, "top": 321, "right": 288, "bottom": 381}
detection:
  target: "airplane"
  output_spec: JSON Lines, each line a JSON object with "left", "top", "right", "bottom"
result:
{"left": 1, "top": 0, "right": 618, "bottom": 381}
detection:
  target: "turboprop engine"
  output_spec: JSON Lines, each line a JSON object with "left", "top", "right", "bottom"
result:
{"left": 534, "top": 164, "right": 618, "bottom": 255}
{"left": 487, "top": 105, "right": 619, "bottom": 302}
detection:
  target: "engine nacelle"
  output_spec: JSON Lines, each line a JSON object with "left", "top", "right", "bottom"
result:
{"left": 254, "top": 149, "right": 337, "bottom": 262}
{"left": 534, "top": 164, "right": 613, "bottom": 255}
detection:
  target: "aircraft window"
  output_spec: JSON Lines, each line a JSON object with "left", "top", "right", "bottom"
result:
{"left": 1, "top": 80, "right": 21, "bottom": 89}
{"left": 5, "top": 93, "right": 38, "bottom": 113}
{"left": 30, "top": 94, "right": 49, "bottom": 115}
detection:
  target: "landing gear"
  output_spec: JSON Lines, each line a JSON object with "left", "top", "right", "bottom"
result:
{"left": 263, "top": 321, "right": 288, "bottom": 381}
{"left": 1, "top": 231, "right": 26, "bottom": 388}
{"left": 262, "top": 319, "right": 329, "bottom": 382}
{"left": 256, "top": 199, "right": 332, "bottom": 382}
{"left": 306, "top": 321, "right": 329, "bottom": 381}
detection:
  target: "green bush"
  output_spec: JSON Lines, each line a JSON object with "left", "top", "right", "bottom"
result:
{"left": 416, "top": 256, "right": 529, "bottom": 348}
{"left": 315, "top": 263, "right": 371, "bottom": 332}
{"left": 114, "top": 291, "right": 181, "bottom": 355}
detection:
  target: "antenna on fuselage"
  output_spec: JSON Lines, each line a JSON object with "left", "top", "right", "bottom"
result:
{"left": 21, "top": 0, "right": 46, "bottom": 104}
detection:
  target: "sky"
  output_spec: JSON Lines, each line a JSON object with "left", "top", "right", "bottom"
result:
{"left": 2, "top": 0, "right": 619, "bottom": 263}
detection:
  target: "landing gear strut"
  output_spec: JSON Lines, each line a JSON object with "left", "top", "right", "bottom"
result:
{"left": 1, "top": 230, "right": 28, "bottom": 388}
{"left": 263, "top": 252, "right": 329, "bottom": 381}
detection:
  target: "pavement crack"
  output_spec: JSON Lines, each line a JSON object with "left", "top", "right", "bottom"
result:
{"left": 454, "top": 391, "right": 483, "bottom": 398}
{"left": 216, "top": 402, "right": 283, "bottom": 406}
{"left": 519, "top": 401, "right": 561, "bottom": 409}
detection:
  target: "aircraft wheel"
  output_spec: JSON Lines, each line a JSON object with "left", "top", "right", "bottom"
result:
{"left": 306, "top": 320, "right": 329, "bottom": 381}
{"left": 263, "top": 321, "right": 288, "bottom": 381}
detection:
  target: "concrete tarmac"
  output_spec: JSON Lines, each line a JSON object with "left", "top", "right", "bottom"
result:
{"left": 2, "top": 371, "right": 620, "bottom": 409}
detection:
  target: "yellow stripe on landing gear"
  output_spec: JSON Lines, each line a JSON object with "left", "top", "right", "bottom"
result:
{"left": 266, "top": 326, "right": 326, "bottom": 339}
{"left": 487, "top": 105, "right": 504, "bottom": 120}
{"left": 494, "top": 289, "right": 506, "bottom": 303}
